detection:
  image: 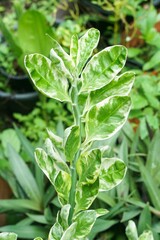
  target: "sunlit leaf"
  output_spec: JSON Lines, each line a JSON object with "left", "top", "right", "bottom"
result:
{"left": 24, "top": 54, "right": 70, "bottom": 102}
{"left": 81, "top": 45, "right": 127, "bottom": 92}
{"left": 99, "top": 158, "right": 127, "bottom": 191}
{"left": 85, "top": 96, "right": 131, "bottom": 143}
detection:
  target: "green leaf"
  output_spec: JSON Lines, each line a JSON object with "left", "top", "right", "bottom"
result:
{"left": 0, "top": 232, "right": 17, "bottom": 240}
{"left": 138, "top": 161, "right": 160, "bottom": 210}
{"left": 75, "top": 179, "right": 99, "bottom": 213}
{"left": 0, "top": 18, "right": 22, "bottom": 58}
{"left": 24, "top": 54, "right": 70, "bottom": 102}
{"left": 76, "top": 28, "right": 100, "bottom": 75}
{"left": 18, "top": 10, "right": 53, "bottom": 56}
{"left": 1, "top": 129, "right": 21, "bottom": 156}
{"left": 34, "top": 238, "right": 43, "bottom": 240}
{"left": 126, "top": 221, "right": 138, "bottom": 240}
{"left": 138, "top": 205, "right": 151, "bottom": 234}
{"left": 87, "top": 71, "right": 135, "bottom": 112}
{"left": 73, "top": 210, "right": 97, "bottom": 238}
{"left": 48, "top": 222, "right": 63, "bottom": 240}
{"left": 0, "top": 225, "right": 48, "bottom": 239}
{"left": 80, "top": 45, "right": 127, "bottom": 92}
{"left": 99, "top": 158, "right": 127, "bottom": 191}
{"left": 85, "top": 96, "right": 131, "bottom": 143}
{"left": 139, "top": 231, "right": 154, "bottom": 240}
{"left": 143, "top": 50, "right": 160, "bottom": 71}
{"left": 54, "top": 171, "right": 71, "bottom": 205}
{"left": 0, "top": 199, "right": 41, "bottom": 212}
{"left": 14, "top": 125, "right": 34, "bottom": 161}
{"left": 27, "top": 213, "right": 48, "bottom": 224}
{"left": 7, "top": 145, "right": 41, "bottom": 203}
{"left": 64, "top": 126, "right": 81, "bottom": 163}
{"left": 76, "top": 149, "right": 101, "bottom": 185}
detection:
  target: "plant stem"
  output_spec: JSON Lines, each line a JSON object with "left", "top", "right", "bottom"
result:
{"left": 68, "top": 84, "right": 81, "bottom": 224}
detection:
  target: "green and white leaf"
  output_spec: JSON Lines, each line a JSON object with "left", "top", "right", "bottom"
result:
{"left": 73, "top": 28, "right": 100, "bottom": 75}
{"left": 35, "top": 148, "right": 57, "bottom": 186}
{"left": 86, "top": 71, "right": 135, "bottom": 113}
{"left": 76, "top": 149, "right": 101, "bottom": 185}
{"left": 73, "top": 210, "right": 97, "bottom": 238}
{"left": 48, "top": 36, "right": 74, "bottom": 73}
{"left": 46, "top": 129, "right": 63, "bottom": 145}
{"left": 99, "top": 158, "right": 127, "bottom": 192}
{"left": 75, "top": 179, "right": 99, "bottom": 214}
{"left": 64, "top": 126, "right": 81, "bottom": 163}
{"left": 54, "top": 171, "right": 71, "bottom": 205}
{"left": 80, "top": 45, "right": 127, "bottom": 92}
{"left": 61, "top": 222, "right": 77, "bottom": 240}
{"left": 0, "top": 232, "right": 17, "bottom": 240}
{"left": 24, "top": 54, "right": 70, "bottom": 102}
{"left": 50, "top": 48, "right": 73, "bottom": 82}
{"left": 58, "top": 204, "right": 71, "bottom": 229}
{"left": 85, "top": 96, "right": 131, "bottom": 144}
{"left": 126, "top": 221, "right": 138, "bottom": 240}
{"left": 48, "top": 221, "right": 63, "bottom": 240}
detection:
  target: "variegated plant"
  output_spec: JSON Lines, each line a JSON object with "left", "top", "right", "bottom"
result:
{"left": 0, "top": 28, "right": 135, "bottom": 239}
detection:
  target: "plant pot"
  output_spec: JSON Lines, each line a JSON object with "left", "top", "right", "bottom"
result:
{"left": 0, "top": 68, "right": 34, "bottom": 92}
{"left": 0, "top": 178, "right": 12, "bottom": 226}
{"left": 0, "top": 90, "right": 38, "bottom": 114}
{"left": 0, "top": 67, "right": 39, "bottom": 114}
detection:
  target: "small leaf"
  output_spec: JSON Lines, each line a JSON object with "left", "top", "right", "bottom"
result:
{"left": 61, "top": 223, "right": 77, "bottom": 240}
{"left": 64, "top": 126, "right": 81, "bottom": 163}
{"left": 48, "top": 222, "right": 63, "bottom": 240}
{"left": 139, "top": 231, "right": 154, "bottom": 240}
{"left": 35, "top": 148, "right": 56, "bottom": 186}
{"left": 99, "top": 158, "right": 127, "bottom": 191}
{"left": 138, "top": 205, "right": 151, "bottom": 234}
{"left": 85, "top": 96, "right": 131, "bottom": 143}
{"left": 126, "top": 221, "right": 138, "bottom": 240}
{"left": 24, "top": 54, "right": 70, "bottom": 102}
{"left": 50, "top": 48, "right": 73, "bottom": 82}
{"left": 75, "top": 179, "right": 99, "bottom": 213}
{"left": 73, "top": 210, "right": 97, "bottom": 238}
{"left": 76, "top": 28, "right": 100, "bottom": 75}
{"left": 70, "top": 34, "right": 78, "bottom": 66}
{"left": 48, "top": 35, "right": 74, "bottom": 73}
{"left": 0, "top": 232, "right": 17, "bottom": 240}
{"left": 58, "top": 204, "right": 71, "bottom": 229}
{"left": 81, "top": 45, "right": 127, "bottom": 92}
{"left": 76, "top": 149, "right": 101, "bottom": 185}
{"left": 54, "top": 171, "right": 71, "bottom": 205}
